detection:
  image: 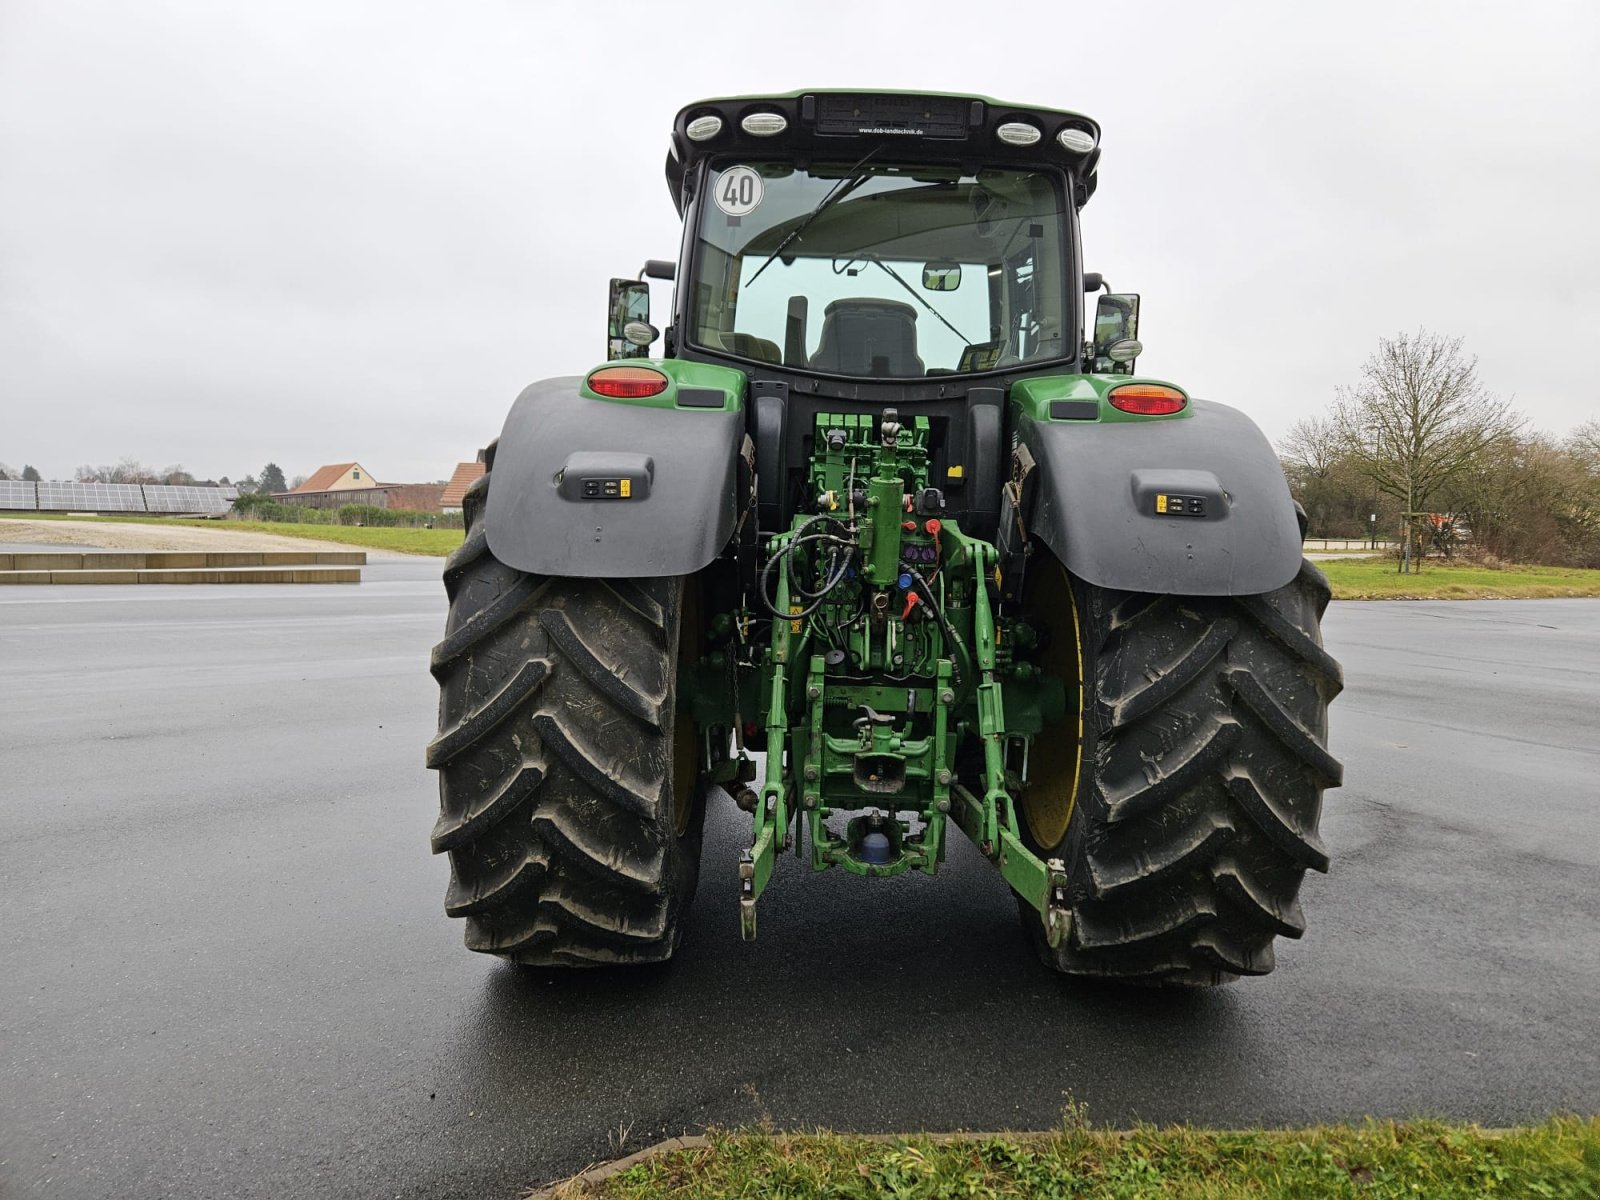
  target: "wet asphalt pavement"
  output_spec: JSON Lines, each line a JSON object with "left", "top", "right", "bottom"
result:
{"left": 2, "top": 560, "right": 1597, "bottom": 1199}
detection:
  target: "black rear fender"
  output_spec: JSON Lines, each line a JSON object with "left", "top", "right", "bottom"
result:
{"left": 485, "top": 376, "right": 745, "bottom": 578}
{"left": 1022, "top": 398, "right": 1302, "bottom": 596}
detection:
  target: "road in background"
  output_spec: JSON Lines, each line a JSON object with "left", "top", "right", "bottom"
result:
{"left": 3, "top": 563, "right": 1596, "bottom": 1199}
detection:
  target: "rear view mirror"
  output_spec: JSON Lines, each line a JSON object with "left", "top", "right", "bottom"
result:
{"left": 922, "top": 261, "right": 962, "bottom": 291}
{"left": 607, "top": 279, "right": 651, "bottom": 360}
{"left": 1093, "top": 293, "right": 1140, "bottom": 373}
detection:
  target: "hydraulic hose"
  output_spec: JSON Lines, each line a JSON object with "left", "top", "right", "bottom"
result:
{"left": 759, "top": 516, "right": 857, "bottom": 621}
{"left": 907, "top": 567, "right": 968, "bottom": 688}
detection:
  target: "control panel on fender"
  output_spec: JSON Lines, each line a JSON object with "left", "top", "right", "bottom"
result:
{"left": 1130, "top": 470, "right": 1226, "bottom": 522}
{"left": 1155, "top": 493, "right": 1206, "bottom": 517}
{"left": 556, "top": 451, "right": 654, "bottom": 503}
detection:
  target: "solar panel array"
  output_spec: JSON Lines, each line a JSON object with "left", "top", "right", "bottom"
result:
{"left": 143, "top": 485, "right": 239, "bottom": 514}
{"left": 0, "top": 482, "right": 241, "bottom": 514}
{"left": 36, "top": 482, "right": 146, "bottom": 512}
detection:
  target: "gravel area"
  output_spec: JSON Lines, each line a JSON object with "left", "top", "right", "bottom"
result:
{"left": 0, "top": 518, "right": 404, "bottom": 556}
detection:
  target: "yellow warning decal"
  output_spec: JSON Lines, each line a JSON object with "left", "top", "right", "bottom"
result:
{"left": 947, "top": 465, "right": 965, "bottom": 479}
{"left": 619, "top": 478, "right": 632, "bottom": 498}
{"left": 1155, "top": 494, "right": 1168, "bottom": 514}
{"left": 789, "top": 604, "right": 804, "bottom": 634}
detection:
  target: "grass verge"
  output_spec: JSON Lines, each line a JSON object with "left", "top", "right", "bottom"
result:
{"left": 561, "top": 1118, "right": 1600, "bottom": 1199}
{"left": 1317, "top": 558, "right": 1600, "bottom": 600}
{"left": 160, "top": 519, "right": 465, "bottom": 555}
{"left": 0, "top": 512, "right": 464, "bottom": 555}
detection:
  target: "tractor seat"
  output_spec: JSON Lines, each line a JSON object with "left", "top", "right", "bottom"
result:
{"left": 809, "top": 298, "right": 924, "bottom": 377}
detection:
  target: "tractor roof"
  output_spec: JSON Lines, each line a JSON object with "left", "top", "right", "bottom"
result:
{"left": 666, "top": 90, "right": 1101, "bottom": 213}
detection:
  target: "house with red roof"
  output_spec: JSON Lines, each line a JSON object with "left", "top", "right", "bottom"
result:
{"left": 439, "top": 462, "right": 486, "bottom": 513}
{"left": 278, "top": 462, "right": 444, "bottom": 513}
{"left": 291, "top": 462, "right": 375, "bottom": 494}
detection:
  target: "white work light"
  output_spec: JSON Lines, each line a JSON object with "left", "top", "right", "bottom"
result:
{"left": 686, "top": 115, "right": 723, "bottom": 142}
{"left": 996, "top": 122, "right": 1042, "bottom": 146}
{"left": 740, "top": 112, "right": 788, "bottom": 136}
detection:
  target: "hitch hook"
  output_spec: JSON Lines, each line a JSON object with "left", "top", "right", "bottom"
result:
{"left": 1043, "top": 857, "right": 1072, "bottom": 949}
{"left": 738, "top": 849, "right": 757, "bottom": 941}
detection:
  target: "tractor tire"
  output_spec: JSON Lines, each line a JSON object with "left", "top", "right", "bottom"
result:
{"left": 1017, "top": 556, "right": 1343, "bottom": 986}
{"left": 425, "top": 447, "right": 705, "bottom": 966}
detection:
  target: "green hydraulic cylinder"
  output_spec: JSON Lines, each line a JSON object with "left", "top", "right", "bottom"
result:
{"left": 863, "top": 471, "right": 905, "bottom": 586}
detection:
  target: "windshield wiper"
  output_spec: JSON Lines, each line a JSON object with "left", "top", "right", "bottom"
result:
{"left": 868, "top": 257, "right": 976, "bottom": 348}
{"left": 745, "top": 146, "right": 882, "bottom": 287}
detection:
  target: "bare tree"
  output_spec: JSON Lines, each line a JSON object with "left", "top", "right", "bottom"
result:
{"left": 114, "top": 458, "right": 160, "bottom": 484}
{"left": 1280, "top": 414, "right": 1343, "bottom": 478}
{"left": 1570, "top": 419, "right": 1600, "bottom": 465}
{"left": 1444, "top": 432, "right": 1567, "bottom": 563}
{"left": 161, "top": 465, "right": 196, "bottom": 485}
{"left": 1280, "top": 414, "right": 1386, "bottom": 540}
{"left": 76, "top": 458, "right": 161, "bottom": 484}
{"left": 0, "top": 463, "right": 14, "bottom": 480}
{"left": 1561, "top": 421, "right": 1600, "bottom": 566}
{"left": 1334, "top": 330, "right": 1522, "bottom": 571}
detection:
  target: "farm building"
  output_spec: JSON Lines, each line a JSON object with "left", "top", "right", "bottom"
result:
{"left": 278, "top": 462, "right": 444, "bottom": 513}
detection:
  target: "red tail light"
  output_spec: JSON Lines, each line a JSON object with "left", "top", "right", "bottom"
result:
{"left": 588, "top": 366, "right": 669, "bottom": 398}
{"left": 1108, "top": 384, "right": 1187, "bottom": 415}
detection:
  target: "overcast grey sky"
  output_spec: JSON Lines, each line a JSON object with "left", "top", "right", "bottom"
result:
{"left": 2, "top": 0, "right": 1596, "bottom": 483}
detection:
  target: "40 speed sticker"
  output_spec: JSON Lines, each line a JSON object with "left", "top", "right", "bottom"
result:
{"left": 714, "top": 165, "right": 763, "bottom": 217}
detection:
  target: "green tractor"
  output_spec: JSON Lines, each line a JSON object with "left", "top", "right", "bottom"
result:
{"left": 427, "top": 92, "right": 1343, "bottom": 985}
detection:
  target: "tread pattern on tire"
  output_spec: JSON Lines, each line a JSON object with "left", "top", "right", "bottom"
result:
{"left": 1035, "top": 559, "right": 1343, "bottom": 986}
{"left": 426, "top": 444, "right": 701, "bottom": 966}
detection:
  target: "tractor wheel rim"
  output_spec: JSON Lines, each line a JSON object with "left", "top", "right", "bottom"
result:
{"left": 1021, "top": 558, "right": 1084, "bottom": 850}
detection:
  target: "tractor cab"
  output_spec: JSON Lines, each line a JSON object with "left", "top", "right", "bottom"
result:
{"left": 683, "top": 157, "right": 1071, "bottom": 377}
{"left": 608, "top": 92, "right": 1142, "bottom": 387}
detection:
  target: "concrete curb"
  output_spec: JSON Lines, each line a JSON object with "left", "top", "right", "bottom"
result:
{"left": 0, "top": 567, "right": 361, "bottom": 584}
{"left": 0, "top": 550, "right": 365, "bottom": 569}
{"left": 0, "top": 550, "right": 365, "bottom": 585}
